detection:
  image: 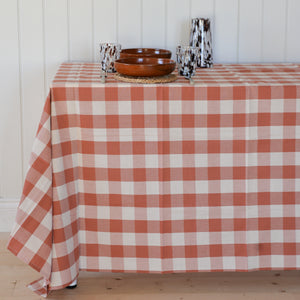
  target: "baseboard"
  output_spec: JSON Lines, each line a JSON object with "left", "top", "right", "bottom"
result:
{"left": 0, "top": 198, "right": 19, "bottom": 232}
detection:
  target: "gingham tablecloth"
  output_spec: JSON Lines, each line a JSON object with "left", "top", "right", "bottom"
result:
{"left": 7, "top": 63, "right": 300, "bottom": 297}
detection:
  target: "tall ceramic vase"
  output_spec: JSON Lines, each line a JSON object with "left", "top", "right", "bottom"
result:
{"left": 189, "top": 18, "right": 213, "bottom": 68}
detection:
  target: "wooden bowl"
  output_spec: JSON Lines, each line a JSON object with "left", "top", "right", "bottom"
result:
{"left": 114, "top": 57, "right": 176, "bottom": 77}
{"left": 120, "top": 48, "right": 172, "bottom": 59}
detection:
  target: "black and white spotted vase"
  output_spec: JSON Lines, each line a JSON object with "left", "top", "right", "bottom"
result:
{"left": 189, "top": 18, "right": 213, "bottom": 68}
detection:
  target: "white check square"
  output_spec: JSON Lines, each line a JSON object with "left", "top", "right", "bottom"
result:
{"left": 118, "top": 101, "right": 132, "bottom": 115}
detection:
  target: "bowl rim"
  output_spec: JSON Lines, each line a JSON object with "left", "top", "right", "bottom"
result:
{"left": 120, "top": 48, "right": 172, "bottom": 55}
{"left": 115, "top": 57, "right": 176, "bottom": 67}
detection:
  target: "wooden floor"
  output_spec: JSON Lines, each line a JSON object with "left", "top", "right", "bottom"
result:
{"left": 1, "top": 233, "right": 300, "bottom": 300}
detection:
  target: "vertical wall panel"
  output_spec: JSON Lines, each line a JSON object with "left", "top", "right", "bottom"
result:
{"left": 0, "top": 0, "right": 22, "bottom": 198}
{"left": 239, "top": 0, "right": 262, "bottom": 63}
{"left": 286, "top": 0, "right": 300, "bottom": 62}
{"left": 142, "top": 0, "right": 165, "bottom": 48}
{"left": 262, "top": 0, "right": 286, "bottom": 62}
{"left": 166, "top": 0, "right": 190, "bottom": 60}
{"left": 118, "top": 0, "right": 142, "bottom": 48}
{"left": 93, "top": 0, "right": 117, "bottom": 62}
{"left": 69, "top": 0, "right": 93, "bottom": 61}
{"left": 44, "top": 0, "right": 69, "bottom": 91}
{"left": 190, "top": 0, "right": 214, "bottom": 18}
{"left": 214, "top": 0, "right": 239, "bottom": 63}
{"left": 19, "top": 0, "right": 46, "bottom": 180}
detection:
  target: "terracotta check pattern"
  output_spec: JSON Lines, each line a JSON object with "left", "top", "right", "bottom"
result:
{"left": 7, "top": 63, "right": 300, "bottom": 297}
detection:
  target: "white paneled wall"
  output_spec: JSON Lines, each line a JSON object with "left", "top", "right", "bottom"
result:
{"left": 287, "top": 0, "right": 300, "bottom": 61}
{"left": 0, "top": 0, "right": 300, "bottom": 231}
{"left": 70, "top": 0, "right": 93, "bottom": 61}
{"left": 238, "top": 0, "right": 263, "bottom": 62}
{"left": 214, "top": 0, "right": 239, "bottom": 63}
{"left": 262, "top": 0, "right": 287, "bottom": 62}
{"left": 0, "top": 0, "right": 23, "bottom": 199}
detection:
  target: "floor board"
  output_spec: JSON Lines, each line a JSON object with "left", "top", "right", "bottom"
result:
{"left": 1, "top": 233, "right": 299, "bottom": 300}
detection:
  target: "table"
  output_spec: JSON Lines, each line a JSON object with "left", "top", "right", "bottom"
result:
{"left": 7, "top": 63, "right": 300, "bottom": 297}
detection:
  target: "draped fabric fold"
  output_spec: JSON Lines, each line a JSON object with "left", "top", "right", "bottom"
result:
{"left": 7, "top": 95, "right": 53, "bottom": 297}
